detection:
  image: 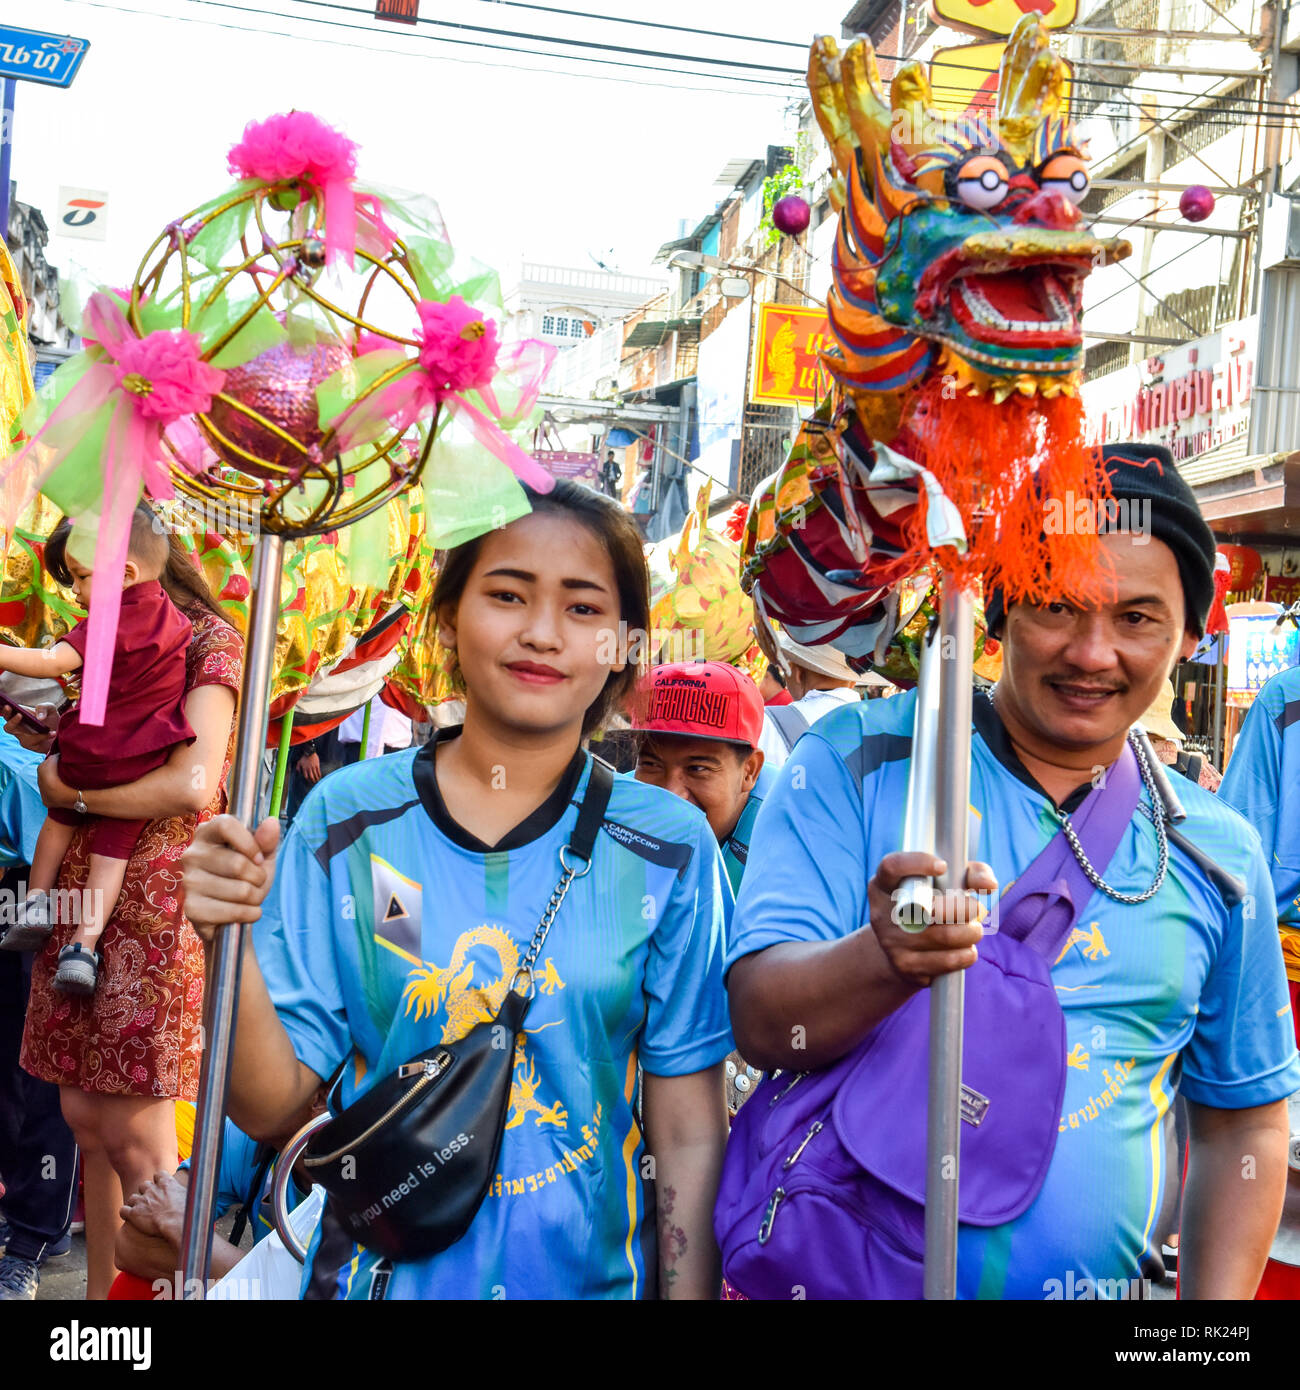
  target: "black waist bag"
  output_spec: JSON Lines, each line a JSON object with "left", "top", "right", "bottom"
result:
{"left": 300, "top": 759, "right": 613, "bottom": 1264}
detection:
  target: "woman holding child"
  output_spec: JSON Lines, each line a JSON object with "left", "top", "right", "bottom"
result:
{"left": 5, "top": 505, "right": 242, "bottom": 1299}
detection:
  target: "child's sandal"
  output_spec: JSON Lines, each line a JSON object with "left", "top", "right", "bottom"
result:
{"left": 52, "top": 943, "right": 99, "bottom": 996}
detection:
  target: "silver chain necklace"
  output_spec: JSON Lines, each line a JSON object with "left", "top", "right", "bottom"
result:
{"left": 1054, "top": 732, "right": 1168, "bottom": 905}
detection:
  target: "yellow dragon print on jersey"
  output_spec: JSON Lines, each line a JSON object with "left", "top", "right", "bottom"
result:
{"left": 401, "top": 926, "right": 569, "bottom": 1132}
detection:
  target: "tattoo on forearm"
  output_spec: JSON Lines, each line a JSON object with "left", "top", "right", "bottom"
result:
{"left": 659, "top": 1183, "right": 687, "bottom": 1292}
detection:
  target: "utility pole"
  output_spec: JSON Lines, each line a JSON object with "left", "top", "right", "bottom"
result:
{"left": 1249, "top": 0, "right": 1288, "bottom": 314}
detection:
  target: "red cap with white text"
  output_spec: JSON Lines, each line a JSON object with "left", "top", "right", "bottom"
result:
{"left": 631, "top": 662, "right": 764, "bottom": 749}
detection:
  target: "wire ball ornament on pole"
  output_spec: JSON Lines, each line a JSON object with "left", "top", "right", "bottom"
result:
{"left": 1, "top": 109, "right": 556, "bottom": 1297}
{"left": 132, "top": 181, "right": 442, "bottom": 536}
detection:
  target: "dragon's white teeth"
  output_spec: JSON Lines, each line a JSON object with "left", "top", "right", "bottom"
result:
{"left": 1044, "top": 278, "right": 1075, "bottom": 321}
{"left": 956, "top": 276, "right": 1074, "bottom": 332}
{"left": 959, "top": 281, "right": 1010, "bottom": 328}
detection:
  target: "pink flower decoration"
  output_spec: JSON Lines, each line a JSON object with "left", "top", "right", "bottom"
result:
{"left": 112, "top": 330, "right": 225, "bottom": 425}
{"left": 131, "top": 1065, "right": 148, "bottom": 1084}
{"left": 416, "top": 296, "right": 500, "bottom": 401}
{"left": 228, "top": 111, "right": 358, "bottom": 187}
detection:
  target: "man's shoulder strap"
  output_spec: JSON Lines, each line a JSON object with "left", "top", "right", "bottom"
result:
{"left": 998, "top": 742, "right": 1144, "bottom": 962}
{"left": 1175, "top": 751, "right": 1204, "bottom": 785}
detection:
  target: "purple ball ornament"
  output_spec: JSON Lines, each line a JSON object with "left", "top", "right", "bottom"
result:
{"left": 1179, "top": 185, "right": 1215, "bottom": 223}
{"left": 772, "top": 194, "right": 811, "bottom": 237}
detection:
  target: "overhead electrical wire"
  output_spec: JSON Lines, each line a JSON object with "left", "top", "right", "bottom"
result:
{"left": 205, "top": 0, "right": 806, "bottom": 74}
{"left": 283, "top": 1, "right": 1300, "bottom": 120}
{"left": 330, "top": 0, "right": 812, "bottom": 51}
{"left": 56, "top": 0, "right": 803, "bottom": 95}
{"left": 54, "top": 0, "right": 1300, "bottom": 132}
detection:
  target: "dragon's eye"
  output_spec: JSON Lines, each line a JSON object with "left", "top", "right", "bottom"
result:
{"left": 1040, "top": 154, "right": 1089, "bottom": 205}
{"left": 954, "top": 155, "right": 1009, "bottom": 210}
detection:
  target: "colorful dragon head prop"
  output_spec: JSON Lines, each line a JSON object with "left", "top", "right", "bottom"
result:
{"left": 817, "top": 18, "right": 1125, "bottom": 406}
{"left": 741, "top": 18, "right": 1131, "bottom": 666}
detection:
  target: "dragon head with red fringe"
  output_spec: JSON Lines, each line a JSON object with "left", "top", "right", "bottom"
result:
{"left": 740, "top": 17, "right": 1130, "bottom": 668}
{"left": 814, "top": 16, "right": 1128, "bottom": 413}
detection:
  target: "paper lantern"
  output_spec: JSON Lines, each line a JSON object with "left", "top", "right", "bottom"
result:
{"left": 1219, "top": 544, "right": 1262, "bottom": 594}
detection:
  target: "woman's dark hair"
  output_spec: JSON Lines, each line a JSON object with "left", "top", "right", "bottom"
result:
{"left": 44, "top": 504, "right": 226, "bottom": 623}
{"left": 431, "top": 480, "right": 650, "bottom": 738}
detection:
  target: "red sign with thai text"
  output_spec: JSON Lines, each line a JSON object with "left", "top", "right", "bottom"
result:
{"left": 1082, "top": 318, "right": 1257, "bottom": 463}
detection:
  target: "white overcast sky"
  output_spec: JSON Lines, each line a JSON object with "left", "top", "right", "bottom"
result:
{"left": 5, "top": 0, "right": 850, "bottom": 291}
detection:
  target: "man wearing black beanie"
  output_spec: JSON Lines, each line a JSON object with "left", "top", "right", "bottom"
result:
{"left": 727, "top": 439, "right": 1299, "bottom": 1299}
{"left": 986, "top": 442, "right": 1218, "bottom": 641}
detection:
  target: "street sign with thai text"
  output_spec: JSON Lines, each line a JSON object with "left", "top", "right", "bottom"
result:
{"left": 0, "top": 25, "right": 90, "bottom": 89}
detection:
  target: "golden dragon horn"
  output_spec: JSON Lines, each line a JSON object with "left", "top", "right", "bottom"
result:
{"left": 997, "top": 15, "right": 1069, "bottom": 164}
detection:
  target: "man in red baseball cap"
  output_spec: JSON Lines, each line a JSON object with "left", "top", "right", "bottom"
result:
{"left": 632, "top": 661, "right": 769, "bottom": 1115}
{"left": 630, "top": 662, "right": 767, "bottom": 897}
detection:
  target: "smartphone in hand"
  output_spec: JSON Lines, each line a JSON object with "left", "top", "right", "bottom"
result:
{"left": 0, "top": 692, "right": 56, "bottom": 735}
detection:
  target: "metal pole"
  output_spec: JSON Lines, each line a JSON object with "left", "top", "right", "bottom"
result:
{"left": 924, "top": 575, "right": 975, "bottom": 1301}
{"left": 268, "top": 705, "right": 295, "bottom": 819}
{"left": 1248, "top": 0, "right": 1286, "bottom": 315}
{"left": 1213, "top": 640, "right": 1227, "bottom": 768}
{"left": 894, "top": 623, "right": 942, "bottom": 928}
{"left": 181, "top": 532, "right": 285, "bottom": 1295}
{"left": 0, "top": 79, "right": 16, "bottom": 242}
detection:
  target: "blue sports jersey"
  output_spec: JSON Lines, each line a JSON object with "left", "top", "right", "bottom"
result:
{"left": 0, "top": 729, "right": 46, "bottom": 867}
{"left": 1219, "top": 664, "right": 1300, "bottom": 926}
{"left": 254, "top": 734, "right": 733, "bottom": 1300}
{"left": 729, "top": 689, "right": 1300, "bottom": 1300}
{"left": 721, "top": 763, "right": 775, "bottom": 896}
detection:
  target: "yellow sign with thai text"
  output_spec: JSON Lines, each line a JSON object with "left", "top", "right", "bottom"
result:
{"left": 751, "top": 303, "right": 831, "bottom": 407}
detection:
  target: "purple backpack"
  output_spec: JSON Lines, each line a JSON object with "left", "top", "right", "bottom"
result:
{"left": 714, "top": 745, "right": 1141, "bottom": 1300}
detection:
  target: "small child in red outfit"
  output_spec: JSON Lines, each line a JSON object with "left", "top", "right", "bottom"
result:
{"left": 0, "top": 509, "right": 194, "bottom": 994}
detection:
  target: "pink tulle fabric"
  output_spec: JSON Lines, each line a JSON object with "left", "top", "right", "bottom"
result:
{"left": 330, "top": 318, "right": 557, "bottom": 494}
{"left": 416, "top": 297, "right": 500, "bottom": 400}
{"left": 227, "top": 111, "right": 366, "bottom": 269}
{"left": 112, "top": 331, "right": 224, "bottom": 423}
{"left": 227, "top": 111, "right": 357, "bottom": 186}
{"left": 5, "top": 293, "right": 225, "bottom": 725}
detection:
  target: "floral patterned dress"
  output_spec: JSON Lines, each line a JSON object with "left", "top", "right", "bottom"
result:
{"left": 21, "top": 605, "right": 243, "bottom": 1100}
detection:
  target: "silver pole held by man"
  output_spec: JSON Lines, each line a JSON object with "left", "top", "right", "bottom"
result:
{"left": 924, "top": 576, "right": 975, "bottom": 1299}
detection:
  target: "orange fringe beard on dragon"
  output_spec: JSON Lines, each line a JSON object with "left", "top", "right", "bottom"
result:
{"left": 740, "top": 16, "right": 1132, "bottom": 671}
